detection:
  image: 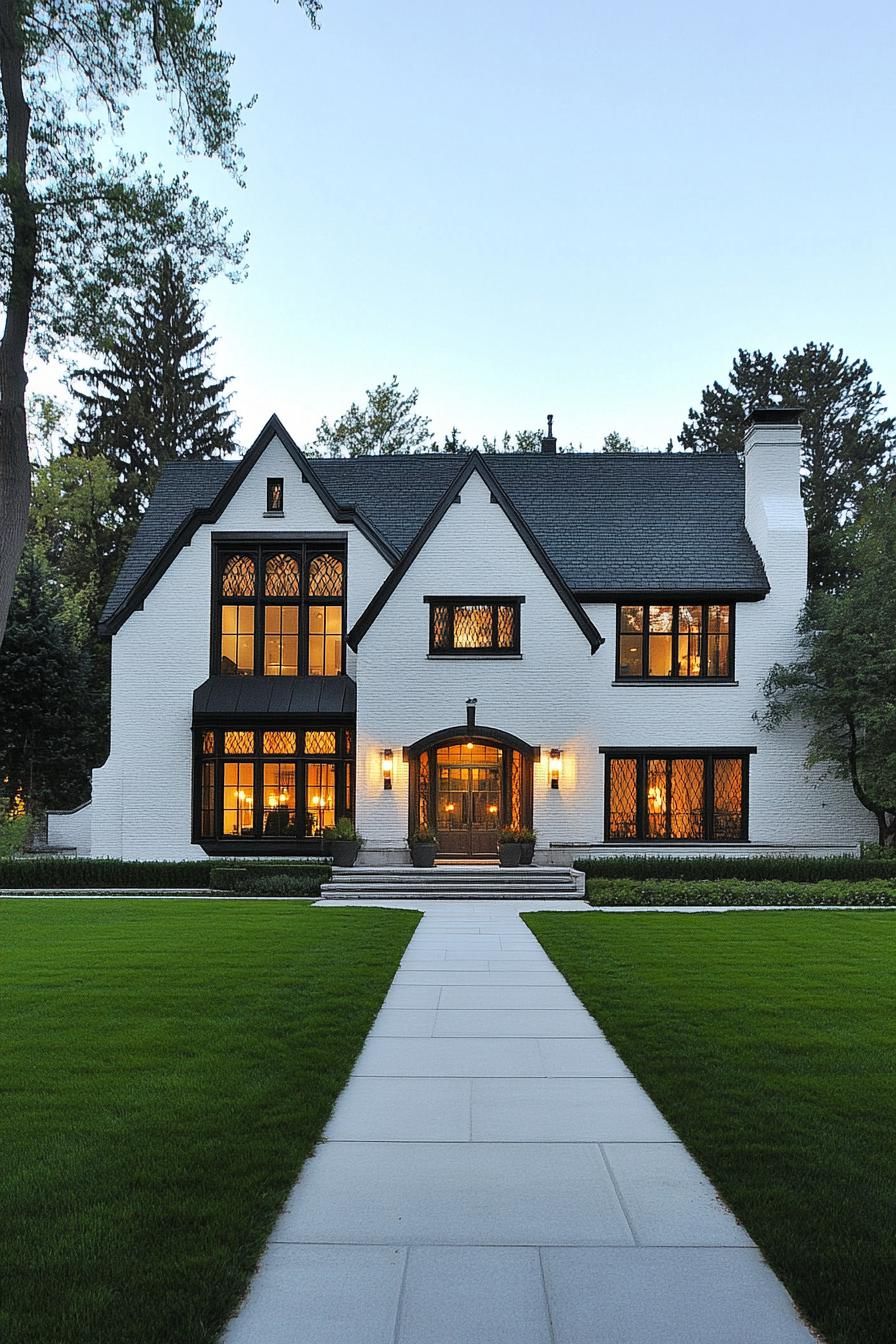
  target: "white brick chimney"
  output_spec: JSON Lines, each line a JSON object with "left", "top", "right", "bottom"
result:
{"left": 743, "top": 408, "right": 807, "bottom": 603}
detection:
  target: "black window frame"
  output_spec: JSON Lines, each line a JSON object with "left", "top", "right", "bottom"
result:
{"left": 424, "top": 596, "right": 523, "bottom": 656}
{"left": 601, "top": 748, "right": 753, "bottom": 843}
{"left": 192, "top": 724, "right": 355, "bottom": 855}
{"left": 266, "top": 477, "right": 284, "bottom": 513}
{"left": 213, "top": 539, "right": 347, "bottom": 678}
{"left": 615, "top": 600, "right": 735, "bottom": 681}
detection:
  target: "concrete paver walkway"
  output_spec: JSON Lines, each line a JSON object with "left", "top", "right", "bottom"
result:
{"left": 223, "top": 901, "right": 815, "bottom": 1344}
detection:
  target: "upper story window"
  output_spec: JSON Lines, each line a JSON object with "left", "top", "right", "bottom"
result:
{"left": 216, "top": 542, "right": 345, "bottom": 677}
{"left": 616, "top": 602, "right": 732, "bottom": 680}
{"left": 266, "top": 478, "right": 284, "bottom": 512}
{"left": 426, "top": 597, "right": 522, "bottom": 655}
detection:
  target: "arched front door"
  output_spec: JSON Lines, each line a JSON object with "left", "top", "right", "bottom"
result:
{"left": 407, "top": 726, "right": 535, "bottom": 859}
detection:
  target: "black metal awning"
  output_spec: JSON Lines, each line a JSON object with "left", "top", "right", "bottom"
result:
{"left": 191, "top": 675, "right": 357, "bottom": 725}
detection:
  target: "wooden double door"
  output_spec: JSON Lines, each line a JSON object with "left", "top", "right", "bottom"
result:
{"left": 436, "top": 744, "right": 503, "bottom": 857}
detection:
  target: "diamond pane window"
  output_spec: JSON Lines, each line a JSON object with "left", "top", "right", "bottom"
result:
{"left": 417, "top": 750, "right": 430, "bottom": 831}
{"left": 308, "top": 553, "right": 343, "bottom": 597}
{"left": 224, "top": 730, "right": 254, "bottom": 755}
{"left": 432, "top": 605, "right": 449, "bottom": 649}
{"left": 263, "top": 731, "right": 297, "bottom": 755}
{"left": 200, "top": 762, "right": 215, "bottom": 838}
{"left": 265, "top": 553, "right": 300, "bottom": 597}
{"left": 670, "top": 758, "right": 705, "bottom": 838}
{"left": 605, "top": 752, "right": 747, "bottom": 842}
{"left": 222, "top": 554, "right": 255, "bottom": 597}
{"left": 510, "top": 750, "right": 522, "bottom": 829}
{"left": 713, "top": 758, "right": 743, "bottom": 839}
{"left": 202, "top": 731, "right": 215, "bottom": 756}
{"left": 497, "top": 605, "right": 515, "bottom": 649}
{"left": 608, "top": 758, "right": 638, "bottom": 838}
{"left": 304, "top": 731, "right": 337, "bottom": 755}
{"left": 454, "top": 605, "right": 492, "bottom": 648}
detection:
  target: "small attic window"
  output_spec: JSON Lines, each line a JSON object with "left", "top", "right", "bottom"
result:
{"left": 266, "top": 478, "right": 284, "bottom": 513}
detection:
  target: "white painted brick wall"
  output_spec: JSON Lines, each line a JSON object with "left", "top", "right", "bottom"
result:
{"left": 91, "top": 433, "right": 876, "bottom": 860}
{"left": 90, "top": 436, "right": 391, "bottom": 859}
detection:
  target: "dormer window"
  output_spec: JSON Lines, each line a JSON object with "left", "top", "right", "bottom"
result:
{"left": 215, "top": 542, "right": 345, "bottom": 676}
{"left": 266, "top": 477, "right": 284, "bottom": 513}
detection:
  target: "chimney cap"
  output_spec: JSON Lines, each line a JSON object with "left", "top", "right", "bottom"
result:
{"left": 747, "top": 406, "right": 803, "bottom": 427}
{"left": 541, "top": 412, "right": 557, "bottom": 454}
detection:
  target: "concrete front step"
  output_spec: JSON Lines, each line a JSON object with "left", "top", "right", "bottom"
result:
{"left": 321, "top": 865, "right": 585, "bottom": 899}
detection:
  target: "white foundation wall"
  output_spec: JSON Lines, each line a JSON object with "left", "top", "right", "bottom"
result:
{"left": 90, "top": 435, "right": 391, "bottom": 859}
{"left": 355, "top": 460, "right": 874, "bottom": 859}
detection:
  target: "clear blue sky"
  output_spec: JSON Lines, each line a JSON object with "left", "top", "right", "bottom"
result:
{"left": 44, "top": 0, "right": 896, "bottom": 451}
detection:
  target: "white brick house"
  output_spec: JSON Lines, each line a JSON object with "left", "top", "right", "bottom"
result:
{"left": 62, "top": 409, "right": 874, "bottom": 861}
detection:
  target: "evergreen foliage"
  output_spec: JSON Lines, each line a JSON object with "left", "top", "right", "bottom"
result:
{"left": 679, "top": 344, "right": 896, "bottom": 589}
{"left": 0, "top": 545, "right": 96, "bottom": 813}
{"left": 311, "top": 375, "right": 436, "bottom": 456}
{"left": 69, "top": 253, "right": 236, "bottom": 533}
{"left": 758, "top": 488, "right": 896, "bottom": 846}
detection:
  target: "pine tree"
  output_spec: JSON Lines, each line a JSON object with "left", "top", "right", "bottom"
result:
{"left": 0, "top": 544, "right": 96, "bottom": 814}
{"left": 679, "top": 344, "right": 896, "bottom": 590}
{"left": 69, "top": 254, "right": 236, "bottom": 533}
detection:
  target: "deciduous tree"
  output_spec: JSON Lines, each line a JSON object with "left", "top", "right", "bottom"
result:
{"left": 758, "top": 489, "right": 896, "bottom": 846}
{"left": 0, "top": 0, "right": 322, "bottom": 646}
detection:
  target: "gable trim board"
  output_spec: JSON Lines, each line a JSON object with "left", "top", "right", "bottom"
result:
{"left": 347, "top": 451, "right": 605, "bottom": 654}
{"left": 98, "top": 414, "right": 400, "bottom": 637}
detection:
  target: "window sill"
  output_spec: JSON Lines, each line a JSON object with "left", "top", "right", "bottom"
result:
{"left": 427, "top": 654, "right": 523, "bottom": 661}
{"left": 611, "top": 679, "right": 738, "bottom": 687}
{"left": 263, "top": 510, "right": 285, "bottom": 518}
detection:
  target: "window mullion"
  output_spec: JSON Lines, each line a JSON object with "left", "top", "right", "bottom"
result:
{"left": 706, "top": 754, "right": 715, "bottom": 841}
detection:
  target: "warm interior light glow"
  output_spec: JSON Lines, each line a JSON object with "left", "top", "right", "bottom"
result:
{"left": 647, "top": 784, "right": 665, "bottom": 812}
{"left": 466, "top": 741, "right": 474, "bottom": 750}
{"left": 549, "top": 749, "right": 562, "bottom": 789}
{"left": 382, "top": 747, "right": 393, "bottom": 790}
{"left": 268, "top": 794, "right": 278, "bottom": 808}
{"left": 488, "top": 804, "right": 498, "bottom": 814}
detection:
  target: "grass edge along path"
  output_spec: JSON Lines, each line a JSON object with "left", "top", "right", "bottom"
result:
{"left": 523, "top": 910, "right": 896, "bottom": 1344}
{"left": 1, "top": 898, "right": 419, "bottom": 1344}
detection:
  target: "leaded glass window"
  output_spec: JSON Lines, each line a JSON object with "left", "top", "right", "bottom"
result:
{"left": 308, "top": 553, "right": 343, "bottom": 597}
{"left": 215, "top": 543, "right": 346, "bottom": 677}
{"left": 426, "top": 598, "right": 521, "bottom": 654}
{"left": 195, "top": 722, "right": 355, "bottom": 845}
{"left": 616, "top": 603, "right": 733, "bottom": 680}
{"left": 606, "top": 752, "right": 747, "bottom": 841}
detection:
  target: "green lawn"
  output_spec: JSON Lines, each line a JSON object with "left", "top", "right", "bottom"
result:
{"left": 1, "top": 898, "right": 419, "bottom": 1344}
{"left": 524, "top": 911, "right": 896, "bottom": 1344}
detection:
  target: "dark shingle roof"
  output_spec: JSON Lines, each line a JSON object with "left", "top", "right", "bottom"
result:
{"left": 101, "top": 449, "right": 768, "bottom": 631}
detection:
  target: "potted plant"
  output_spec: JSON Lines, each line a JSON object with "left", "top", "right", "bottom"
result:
{"left": 498, "top": 828, "right": 522, "bottom": 868}
{"left": 517, "top": 827, "right": 536, "bottom": 866}
{"left": 324, "top": 816, "right": 363, "bottom": 867}
{"left": 408, "top": 828, "right": 439, "bottom": 868}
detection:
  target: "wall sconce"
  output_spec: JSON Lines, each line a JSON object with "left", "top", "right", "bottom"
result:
{"left": 549, "top": 748, "right": 562, "bottom": 790}
{"left": 382, "top": 748, "right": 393, "bottom": 790}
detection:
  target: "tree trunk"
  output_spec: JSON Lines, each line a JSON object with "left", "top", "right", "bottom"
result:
{"left": 0, "top": 0, "right": 36, "bottom": 647}
{"left": 879, "top": 812, "right": 896, "bottom": 848}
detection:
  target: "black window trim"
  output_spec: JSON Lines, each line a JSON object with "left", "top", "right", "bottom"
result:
{"left": 423, "top": 595, "right": 524, "bottom": 657}
{"left": 614, "top": 599, "right": 736, "bottom": 682}
{"left": 600, "top": 747, "right": 754, "bottom": 844}
{"left": 265, "top": 476, "right": 284, "bottom": 513}
{"left": 212, "top": 536, "right": 347, "bottom": 678}
{"left": 192, "top": 723, "right": 355, "bottom": 855}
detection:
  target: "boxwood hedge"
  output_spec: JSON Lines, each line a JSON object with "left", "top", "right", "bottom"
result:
{"left": 585, "top": 877, "right": 896, "bottom": 907}
{"left": 574, "top": 852, "right": 896, "bottom": 884}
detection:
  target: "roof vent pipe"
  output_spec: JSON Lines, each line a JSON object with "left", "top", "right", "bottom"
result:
{"left": 541, "top": 413, "right": 557, "bottom": 454}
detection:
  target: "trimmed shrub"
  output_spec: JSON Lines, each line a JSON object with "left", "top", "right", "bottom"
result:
{"left": 232, "top": 871, "right": 327, "bottom": 899}
{"left": 574, "top": 853, "right": 895, "bottom": 883}
{"left": 0, "top": 815, "right": 30, "bottom": 859}
{"left": 0, "top": 858, "right": 213, "bottom": 888}
{"left": 211, "top": 863, "right": 330, "bottom": 893}
{"left": 585, "top": 877, "right": 896, "bottom": 907}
